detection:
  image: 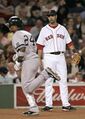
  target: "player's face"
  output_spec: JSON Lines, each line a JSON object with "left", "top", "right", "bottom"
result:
{"left": 48, "top": 15, "right": 57, "bottom": 24}
{"left": 9, "top": 25, "right": 18, "bottom": 33}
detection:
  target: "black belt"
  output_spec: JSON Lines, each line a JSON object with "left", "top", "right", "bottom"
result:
{"left": 49, "top": 51, "right": 64, "bottom": 55}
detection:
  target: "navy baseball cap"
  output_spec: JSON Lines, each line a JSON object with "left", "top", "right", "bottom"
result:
{"left": 47, "top": 10, "right": 57, "bottom": 17}
{"left": 0, "top": 67, "right": 8, "bottom": 74}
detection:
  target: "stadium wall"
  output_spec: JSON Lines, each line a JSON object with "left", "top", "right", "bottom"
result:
{"left": 0, "top": 83, "right": 85, "bottom": 108}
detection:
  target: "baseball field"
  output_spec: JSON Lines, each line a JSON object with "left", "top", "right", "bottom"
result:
{"left": 0, "top": 108, "right": 85, "bottom": 119}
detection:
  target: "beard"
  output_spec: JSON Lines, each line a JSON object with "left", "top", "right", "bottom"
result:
{"left": 49, "top": 19, "right": 56, "bottom": 24}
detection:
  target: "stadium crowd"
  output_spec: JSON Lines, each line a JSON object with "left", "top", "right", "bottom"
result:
{"left": 0, "top": 0, "right": 85, "bottom": 84}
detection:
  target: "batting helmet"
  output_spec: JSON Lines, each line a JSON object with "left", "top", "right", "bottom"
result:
{"left": 8, "top": 16, "right": 24, "bottom": 29}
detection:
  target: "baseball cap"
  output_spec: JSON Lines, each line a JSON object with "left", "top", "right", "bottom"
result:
{"left": 0, "top": 66, "right": 8, "bottom": 74}
{"left": 47, "top": 10, "right": 57, "bottom": 17}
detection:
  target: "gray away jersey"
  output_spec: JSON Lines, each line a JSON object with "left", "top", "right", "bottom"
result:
{"left": 12, "top": 30, "right": 38, "bottom": 60}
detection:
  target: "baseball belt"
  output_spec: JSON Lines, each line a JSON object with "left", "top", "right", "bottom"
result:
{"left": 49, "top": 51, "right": 64, "bottom": 55}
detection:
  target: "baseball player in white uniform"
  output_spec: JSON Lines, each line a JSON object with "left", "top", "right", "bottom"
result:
{"left": 37, "top": 10, "right": 77, "bottom": 111}
{"left": 8, "top": 16, "right": 60, "bottom": 116}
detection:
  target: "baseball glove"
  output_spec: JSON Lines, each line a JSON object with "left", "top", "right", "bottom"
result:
{"left": 71, "top": 53, "right": 81, "bottom": 65}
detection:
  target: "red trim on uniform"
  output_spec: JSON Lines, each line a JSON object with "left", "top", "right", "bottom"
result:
{"left": 49, "top": 24, "right": 58, "bottom": 28}
{"left": 67, "top": 42, "right": 73, "bottom": 48}
{"left": 37, "top": 44, "right": 44, "bottom": 50}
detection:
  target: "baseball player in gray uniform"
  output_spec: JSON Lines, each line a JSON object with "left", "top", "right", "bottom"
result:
{"left": 8, "top": 16, "right": 60, "bottom": 116}
{"left": 37, "top": 10, "right": 78, "bottom": 111}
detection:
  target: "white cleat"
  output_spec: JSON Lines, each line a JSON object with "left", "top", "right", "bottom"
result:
{"left": 45, "top": 67, "right": 61, "bottom": 81}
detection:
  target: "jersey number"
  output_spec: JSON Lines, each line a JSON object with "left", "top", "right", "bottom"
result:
{"left": 24, "top": 35, "right": 35, "bottom": 46}
{"left": 30, "top": 36, "right": 35, "bottom": 46}
{"left": 24, "top": 35, "right": 29, "bottom": 46}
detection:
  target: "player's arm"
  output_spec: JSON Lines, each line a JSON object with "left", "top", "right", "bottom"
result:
{"left": 17, "top": 47, "right": 26, "bottom": 63}
{"left": 12, "top": 32, "right": 28, "bottom": 70}
{"left": 65, "top": 28, "right": 78, "bottom": 54}
{"left": 13, "top": 47, "right": 26, "bottom": 62}
{"left": 37, "top": 44, "right": 44, "bottom": 70}
{"left": 13, "top": 47, "right": 26, "bottom": 71}
{"left": 67, "top": 41, "right": 78, "bottom": 54}
{"left": 37, "top": 44, "right": 44, "bottom": 59}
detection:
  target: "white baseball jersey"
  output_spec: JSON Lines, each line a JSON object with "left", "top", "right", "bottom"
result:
{"left": 12, "top": 30, "right": 38, "bottom": 60}
{"left": 37, "top": 24, "right": 72, "bottom": 107}
{"left": 37, "top": 24, "right": 72, "bottom": 53}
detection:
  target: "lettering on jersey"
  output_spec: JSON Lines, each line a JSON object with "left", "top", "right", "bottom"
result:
{"left": 57, "top": 34, "right": 64, "bottom": 39}
{"left": 45, "top": 34, "right": 64, "bottom": 41}
{"left": 45, "top": 35, "right": 53, "bottom": 41}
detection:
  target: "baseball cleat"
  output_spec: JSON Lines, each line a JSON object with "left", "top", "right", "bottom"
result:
{"left": 62, "top": 106, "right": 76, "bottom": 111}
{"left": 41, "top": 106, "right": 53, "bottom": 111}
{"left": 23, "top": 111, "right": 39, "bottom": 116}
{"left": 45, "top": 67, "right": 61, "bottom": 81}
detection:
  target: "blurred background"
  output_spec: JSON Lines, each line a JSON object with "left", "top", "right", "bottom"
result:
{"left": 0, "top": 0, "right": 85, "bottom": 84}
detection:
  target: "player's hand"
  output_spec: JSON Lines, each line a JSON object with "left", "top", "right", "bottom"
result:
{"left": 17, "top": 56, "right": 24, "bottom": 63}
{"left": 13, "top": 54, "right": 24, "bottom": 63}
{"left": 14, "top": 61, "right": 21, "bottom": 71}
{"left": 39, "top": 59, "right": 43, "bottom": 71}
{"left": 13, "top": 54, "right": 18, "bottom": 62}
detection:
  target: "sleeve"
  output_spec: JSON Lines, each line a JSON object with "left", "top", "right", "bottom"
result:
{"left": 12, "top": 32, "right": 27, "bottom": 63}
{"left": 12, "top": 32, "right": 26, "bottom": 52}
{"left": 36, "top": 29, "right": 45, "bottom": 46}
{"left": 36, "top": 44, "right": 44, "bottom": 50}
{"left": 65, "top": 28, "right": 72, "bottom": 44}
